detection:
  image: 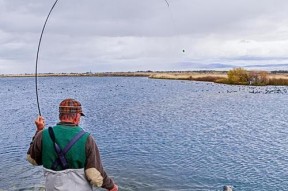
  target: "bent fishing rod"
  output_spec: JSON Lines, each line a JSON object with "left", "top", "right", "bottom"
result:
{"left": 35, "top": 0, "right": 59, "bottom": 116}
{"left": 34, "top": 0, "right": 171, "bottom": 116}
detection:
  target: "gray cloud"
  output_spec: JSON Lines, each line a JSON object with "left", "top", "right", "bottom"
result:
{"left": 1, "top": 0, "right": 288, "bottom": 74}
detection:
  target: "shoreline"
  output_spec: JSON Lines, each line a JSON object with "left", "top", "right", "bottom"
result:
{"left": 0, "top": 72, "right": 152, "bottom": 78}
{"left": 1, "top": 71, "right": 288, "bottom": 85}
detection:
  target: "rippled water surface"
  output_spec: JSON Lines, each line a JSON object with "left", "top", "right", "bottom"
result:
{"left": 0, "top": 77, "right": 288, "bottom": 191}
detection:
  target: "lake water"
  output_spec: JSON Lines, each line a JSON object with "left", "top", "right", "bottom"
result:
{"left": 0, "top": 77, "right": 287, "bottom": 191}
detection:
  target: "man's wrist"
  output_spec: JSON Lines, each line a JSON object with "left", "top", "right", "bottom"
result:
{"left": 36, "top": 125, "right": 44, "bottom": 132}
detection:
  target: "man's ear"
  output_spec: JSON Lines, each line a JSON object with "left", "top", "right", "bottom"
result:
{"left": 73, "top": 117, "right": 77, "bottom": 124}
{"left": 73, "top": 114, "right": 80, "bottom": 124}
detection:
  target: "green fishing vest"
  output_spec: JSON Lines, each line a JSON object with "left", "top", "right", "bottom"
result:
{"left": 42, "top": 124, "right": 90, "bottom": 170}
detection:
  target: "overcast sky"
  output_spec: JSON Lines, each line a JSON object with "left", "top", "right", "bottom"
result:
{"left": 1, "top": 0, "right": 288, "bottom": 74}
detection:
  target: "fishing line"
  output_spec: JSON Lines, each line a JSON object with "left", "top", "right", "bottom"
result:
{"left": 35, "top": 0, "right": 59, "bottom": 116}
{"left": 164, "top": 0, "right": 170, "bottom": 7}
{"left": 164, "top": 0, "right": 186, "bottom": 57}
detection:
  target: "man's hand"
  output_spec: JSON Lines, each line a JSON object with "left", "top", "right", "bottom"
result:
{"left": 109, "top": 184, "right": 118, "bottom": 191}
{"left": 35, "top": 116, "right": 45, "bottom": 131}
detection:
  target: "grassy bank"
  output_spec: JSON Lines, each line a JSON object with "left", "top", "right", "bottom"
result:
{"left": 148, "top": 71, "right": 288, "bottom": 86}
{"left": 148, "top": 72, "right": 227, "bottom": 83}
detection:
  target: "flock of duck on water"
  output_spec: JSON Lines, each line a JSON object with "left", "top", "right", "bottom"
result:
{"left": 191, "top": 82, "right": 288, "bottom": 95}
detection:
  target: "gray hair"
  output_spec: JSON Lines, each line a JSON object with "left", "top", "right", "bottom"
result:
{"left": 59, "top": 113, "right": 78, "bottom": 120}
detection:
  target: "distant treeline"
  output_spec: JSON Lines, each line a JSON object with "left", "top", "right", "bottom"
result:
{"left": 270, "top": 70, "right": 288, "bottom": 74}
{"left": 136, "top": 70, "right": 227, "bottom": 74}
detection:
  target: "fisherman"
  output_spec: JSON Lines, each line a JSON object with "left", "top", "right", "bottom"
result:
{"left": 27, "top": 98, "right": 118, "bottom": 191}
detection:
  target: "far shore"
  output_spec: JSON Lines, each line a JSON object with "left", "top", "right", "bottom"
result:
{"left": 1, "top": 71, "right": 288, "bottom": 85}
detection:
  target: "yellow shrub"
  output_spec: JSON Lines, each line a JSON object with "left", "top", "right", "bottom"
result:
{"left": 227, "top": 68, "right": 249, "bottom": 84}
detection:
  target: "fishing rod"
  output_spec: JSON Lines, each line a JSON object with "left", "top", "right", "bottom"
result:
{"left": 35, "top": 0, "right": 170, "bottom": 116}
{"left": 35, "top": 0, "right": 59, "bottom": 116}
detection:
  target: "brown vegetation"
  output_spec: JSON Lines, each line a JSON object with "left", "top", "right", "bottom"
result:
{"left": 226, "top": 67, "right": 288, "bottom": 86}
{"left": 227, "top": 68, "right": 249, "bottom": 85}
{"left": 268, "top": 78, "right": 288, "bottom": 86}
{"left": 148, "top": 72, "right": 227, "bottom": 82}
{"left": 148, "top": 69, "right": 288, "bottom": 86}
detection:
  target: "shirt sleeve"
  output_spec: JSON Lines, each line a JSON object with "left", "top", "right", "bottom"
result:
{"left": 27, "top": 131, "right": 43, "bottom": 165}
{"left": 85, "top": 135, "right": 115, "bottom": 190}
